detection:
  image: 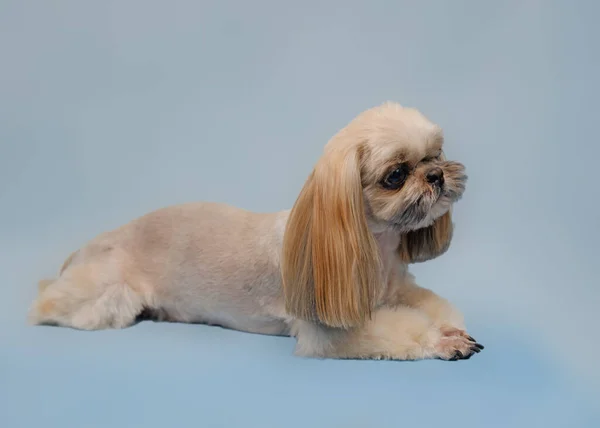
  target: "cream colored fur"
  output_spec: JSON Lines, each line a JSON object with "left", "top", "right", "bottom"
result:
{"left": 28, "top": 102, "right": 483, "bottom": 361}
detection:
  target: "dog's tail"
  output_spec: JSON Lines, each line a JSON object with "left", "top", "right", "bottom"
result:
{"left": 37, "top": 250, "right": 79, "bottom": 293}
{"left": 38, "top": 279, "right": 54, "bottom": 292}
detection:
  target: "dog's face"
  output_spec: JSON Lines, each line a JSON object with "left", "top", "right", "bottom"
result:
{"left": 357, "top": 106, "right": 467, "bottom": 233}
{"left": 282, "top": 102, "right": 467, "bottom": 329}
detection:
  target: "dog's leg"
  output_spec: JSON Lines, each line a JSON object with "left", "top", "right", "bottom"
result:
{"left": 292, "top": 306, "right": 483, "bottom": 361}
{"left": 392, "top": 283, "right": 465, "bottom": 328}
{"left": 383, "top": 281, "right": 481, "bottom": 345}
{"left": 28, "top": 263, "right": 148, "bottom": 330}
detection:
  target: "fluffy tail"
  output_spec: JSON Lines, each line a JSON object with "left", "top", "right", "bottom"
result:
{"left": 59, "top": 250, "right": 79, "bottom": 275}
{"left": 38, "top": 279, "right": 54, "bottom": 292}
{"left": 36, "top": 250, "right": 78, "bottom": 293}
{"left": 29, "top": 248, "right": 146, "bottom": 330}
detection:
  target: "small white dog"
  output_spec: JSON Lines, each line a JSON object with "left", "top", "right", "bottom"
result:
{"left": 29, "top": 102, "right": 483, "bottom": 361}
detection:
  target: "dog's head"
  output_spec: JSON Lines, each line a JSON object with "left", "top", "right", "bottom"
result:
{"left": 281, "top": 102, "right": 467, "bottom": 329}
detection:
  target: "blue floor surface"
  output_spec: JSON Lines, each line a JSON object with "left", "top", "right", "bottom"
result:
{"left": 1, "top": 316, "right": 598, "bottom": 428}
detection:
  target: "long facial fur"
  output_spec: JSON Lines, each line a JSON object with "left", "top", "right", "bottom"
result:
{"left": 282, "top": 102, "right": 467, "bottom": 327}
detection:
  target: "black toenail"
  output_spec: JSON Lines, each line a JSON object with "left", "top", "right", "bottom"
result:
{"left": 467, "top": 335, "right": 476, "bottom": 342}
{"left": 449, "top": 351, "right": 462, "bottom": 361}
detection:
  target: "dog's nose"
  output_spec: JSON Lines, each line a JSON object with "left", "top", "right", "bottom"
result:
{"left": 426, "top": 167, "right": 444, "bottom": 186}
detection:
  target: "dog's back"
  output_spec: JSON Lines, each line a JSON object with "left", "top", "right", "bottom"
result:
{"left": 28, "top": 202, "right": 290, "bottom": 334}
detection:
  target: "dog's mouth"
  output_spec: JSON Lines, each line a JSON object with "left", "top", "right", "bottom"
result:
{"left": 391, "top": 182, "right": 462, "bottom": 231}
{"left": 390, "top": 195, "right": 430, "bottom": 230}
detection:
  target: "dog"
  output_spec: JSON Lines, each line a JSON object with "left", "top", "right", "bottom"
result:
{"left": 29, "top": 102, "right": 483, "bottom": 361}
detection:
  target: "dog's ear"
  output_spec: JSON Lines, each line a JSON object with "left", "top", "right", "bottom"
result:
{"left": 281, "top": 147, "right": 380, "bottom": 329}
{"left": 397, "top": 210, "right": 453, "bottom": 263}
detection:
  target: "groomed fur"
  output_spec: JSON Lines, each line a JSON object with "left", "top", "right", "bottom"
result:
{"left": 281, "top": 146, "right": 381, "bottom": 329}
{"left": 29, "top": 102, "right": 483, "bottom": 361}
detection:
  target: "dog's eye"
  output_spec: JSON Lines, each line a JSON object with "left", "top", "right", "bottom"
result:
{"left": 382, "top": 165, "right": 408, "bottom": 190}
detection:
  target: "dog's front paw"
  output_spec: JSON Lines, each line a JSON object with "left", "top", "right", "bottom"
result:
{"left": 434, "top": 327, "right": 484, "bottom": 361}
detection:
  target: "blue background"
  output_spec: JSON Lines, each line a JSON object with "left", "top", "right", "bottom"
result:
{"left": 1, "top": 1, "right": 598, "bottom": 427}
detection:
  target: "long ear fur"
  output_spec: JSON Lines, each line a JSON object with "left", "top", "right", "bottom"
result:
{"left": 397, "top": 210, "right": 454, "bottom": 263}
{"left": 281, "top": 147, "right": 381, "bottom": 329}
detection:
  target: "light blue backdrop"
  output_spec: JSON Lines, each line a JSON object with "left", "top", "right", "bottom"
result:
{"left": 1, "top": 1, "right": 598, "bottom": 427}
